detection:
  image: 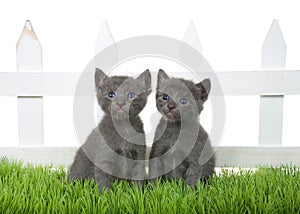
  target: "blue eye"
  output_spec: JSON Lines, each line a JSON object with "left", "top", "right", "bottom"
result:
{"left": 128, "top": 92, "right": 136, "bottom": 99}
{"left": 108, "top": 91, "right": 115, "bottom": 98}
{"left": 162, "top": 94, "right": 169, "bottom": 101}
{"left": 180, "top": 98, "right": 188, "bottom": 105}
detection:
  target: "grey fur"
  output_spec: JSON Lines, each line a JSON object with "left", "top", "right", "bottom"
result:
{"left": 69, "top": 68, "right": 151, "bottom": 193}
{"left": 149, "top": 69, "right": 215, "bottom": 187}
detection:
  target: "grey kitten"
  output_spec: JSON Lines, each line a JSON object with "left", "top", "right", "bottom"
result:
{"left": 68, "top": 68, "right": 151, "bottom": 192}
{"left": 149, "top": 69, "right": 215, "bottom": 187}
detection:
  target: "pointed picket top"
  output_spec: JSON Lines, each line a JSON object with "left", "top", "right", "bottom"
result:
{"left": 95, "top": 21, "right": 117, "bottom": 55}
{"left": 16, "top": 20, "right": 42, "bottom": 71}
{"left": 179, "top": 21, "right": 206, "bottom": 74}
{"left": 94, "top": 21, "right": 117, "bottom": 70}
{"left": 262, "top": 19, "right": 286, "bottom": 69}
{"left": 182, "top": 21, "right": 203, "bottom": 54}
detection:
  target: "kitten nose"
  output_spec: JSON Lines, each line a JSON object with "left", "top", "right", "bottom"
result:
{"left": 167, "top": 103, "right": 176, "bottom": 110}
{"left": 117, "top": 101, "right": 125, "bottom": 108}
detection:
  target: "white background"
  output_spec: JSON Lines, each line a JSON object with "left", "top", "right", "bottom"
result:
{"left": 0, "top": 0, "right": 300, "bottom": 147}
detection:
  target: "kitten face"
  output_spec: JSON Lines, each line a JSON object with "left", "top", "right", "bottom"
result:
{"left": 156, "top": 69, "right": 210, "bottom": 122}
{"left": 95, "top": 68, "right": 151, "bottom": 119}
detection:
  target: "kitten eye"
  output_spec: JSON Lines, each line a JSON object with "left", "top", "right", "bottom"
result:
{"left": 107, "top": 91, "right": 115, "bottom": 99}
{"left": 180, "top": 98, "right": 188, "bottom": 105}
{"left": 162, "top": 94, "right": 169, "bottom": 101}
{"left": 128, "top": 92, "right": 136, "bottom": 99}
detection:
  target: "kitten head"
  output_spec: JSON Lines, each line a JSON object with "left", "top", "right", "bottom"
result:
{"left": 156, "top": 69, "right": 210, "bottom": 122}
{"left": 95, "top": 68, "right": 151, "bottom": 119}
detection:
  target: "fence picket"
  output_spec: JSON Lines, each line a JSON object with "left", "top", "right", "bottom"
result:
{"left": 259, "top": 20, "right": 286, "bottom": 145}
{"left": 16, "top": 20, "right": 44, "bottom": 146}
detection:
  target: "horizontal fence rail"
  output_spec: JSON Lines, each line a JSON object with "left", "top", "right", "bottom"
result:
{"left": 1, "top": 70, "right": 300, "bottom": 96}
{"left": 1, "top": 147, "right": 300, "bottom": 167}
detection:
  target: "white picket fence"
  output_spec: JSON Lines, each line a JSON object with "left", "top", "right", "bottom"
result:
{"left": 0, "top": 20, "right": 300, "bottom": 167}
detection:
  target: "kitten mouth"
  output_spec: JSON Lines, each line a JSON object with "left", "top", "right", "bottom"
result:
{"left": 165, "top": 110, "right": 175, "bottom": 118}
{"left": 112, "top": 106, "right": 127, "bottom": 113}
{"left": 111, "top": 108, "right": 128, "bottom": 116}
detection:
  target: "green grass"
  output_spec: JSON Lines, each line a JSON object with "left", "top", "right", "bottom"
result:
{"left": 1, "top": 158, "right": 300, "bottom": 214}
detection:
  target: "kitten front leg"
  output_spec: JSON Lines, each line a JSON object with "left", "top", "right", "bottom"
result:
{"left": 185, "top": 163, "right": 202, "bottom": 188}
{"left": 128, "top": 161, "right": 145, "bottom": 187}
{"left": 94, "top": 167, "right": 114, "bottom": 193}
{"left": 68, "top": 148, "right": 94, "bottom": 181}
{"left": 148, "top": 145, "right": 168, "bottom": 183}
{"left": 148, "top": 158, "right": 159, "bottom": 183}
{"left": 125, "top": 147, "right": 146, "bottom": 186}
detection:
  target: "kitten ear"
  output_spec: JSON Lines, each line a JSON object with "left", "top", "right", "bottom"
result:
{"left": 196, "top": 78, "right": 211, "bottom": 101}
{"left": 95, "top": 68, "right": 108, "bottom": 89}
{"left": 157, "top": 69, "right": 169, "bottom": 88}
{"left": 137, "top": 69, "right": 151, "bottom": 91}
